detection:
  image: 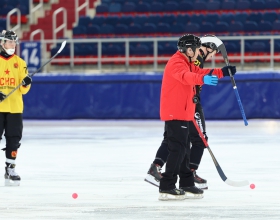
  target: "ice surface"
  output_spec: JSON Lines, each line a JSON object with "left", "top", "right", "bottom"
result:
{"left": 1, "top": 119, "right": 279, "bottom": 220}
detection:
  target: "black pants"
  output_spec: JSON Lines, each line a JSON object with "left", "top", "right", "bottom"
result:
{"left": 154, "top": 103, "right": 206, "bottom": 170}
{"left": 0, "top": 113, "right": 23, "bottom": 160}
{"left": 159, "top": 120, "right": 194, "bottom": 190}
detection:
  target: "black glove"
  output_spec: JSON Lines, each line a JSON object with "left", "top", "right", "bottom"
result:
{"left": 203, "top": 132, "right": 208, "bottom": 142}
{"left": 22, "top": 75, "right": 32, "bottom": 86}
{"left": 0, "top": 91, "right": 6, "bottom": 102}
{"left": 221, "top": 65, "right": 236, "bottom": 77}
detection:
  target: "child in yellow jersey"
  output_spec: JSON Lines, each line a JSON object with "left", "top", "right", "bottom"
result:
{"left": 0, "top": 30, "right": 32, "bottom": 186}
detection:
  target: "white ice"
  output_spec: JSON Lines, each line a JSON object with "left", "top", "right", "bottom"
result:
{"left": 1, "top": 119, "right": 280, "bottom": 220}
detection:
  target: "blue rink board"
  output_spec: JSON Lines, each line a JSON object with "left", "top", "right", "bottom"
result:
{"left": 23, "top": 72, "right": 280, "bottom": 119}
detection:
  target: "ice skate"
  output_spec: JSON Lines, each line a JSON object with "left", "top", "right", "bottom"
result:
{"left": 144, "top": 163, "right": 162, "bottom": 187}
{"left": 159, "top": 188, "right": 185, "bottom": 201}
{"left": 180, "top": 186, "right": 204, "bottom": 199}
{"left": 5, "top": 164, "right": 20, "bottom": 186}
{"left": 193, "top": 170, "right": 208, "bottom": 190}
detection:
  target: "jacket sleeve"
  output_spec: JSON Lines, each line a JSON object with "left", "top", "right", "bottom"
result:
{"left": 191, "top": 64, "right": 224, "bottom": 79}
{"left": 19, "top": 59, "right": 31, "bottom": 95}
{"left": 168, "top": 59, "right": 205, "bottom": 85}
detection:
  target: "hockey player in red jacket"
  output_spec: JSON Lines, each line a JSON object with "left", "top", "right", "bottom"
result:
{"left": 157, "top": 34, "right": 236, "bottom": 201}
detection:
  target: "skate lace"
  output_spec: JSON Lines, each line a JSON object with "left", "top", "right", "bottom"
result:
{"left": 7, "top": 168, "right": 18, "bottom": 177}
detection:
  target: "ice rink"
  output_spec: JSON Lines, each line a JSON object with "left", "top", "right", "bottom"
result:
{"left": 1, "top": 119, "right": 279, "bottom": 220}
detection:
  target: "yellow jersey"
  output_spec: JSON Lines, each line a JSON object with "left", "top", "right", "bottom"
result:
{"left": 0, "top": 53, "right": 31, "bottom": 113}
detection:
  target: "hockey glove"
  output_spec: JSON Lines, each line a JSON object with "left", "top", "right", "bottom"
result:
{"left": 203, "top": 69, "right": 218, "bottom": 86}
{"left": 0, "top": 91, "right": 6, "bottom": 102}
{"left": 221, "top": 65, "right": 236, "bottom": 77}
{"left": 22, "top": 75, "right": 32, "bottom": 86}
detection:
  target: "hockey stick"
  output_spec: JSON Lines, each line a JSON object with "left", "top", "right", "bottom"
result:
{"left": 192, "top": 117, "right": 249, "bottom": 187}
{"left": 218, "top": 44, "right": 248, "bottom": 126}
{"left": 1, "top": 40, "right": 67, "bottom": 101}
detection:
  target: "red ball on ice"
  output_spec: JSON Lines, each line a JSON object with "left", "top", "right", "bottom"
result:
{"left": 250, "top": 184, "right": 255, "bottom": 189}
{"left": 72, "top": 193, "right": 78, "bottom": 199}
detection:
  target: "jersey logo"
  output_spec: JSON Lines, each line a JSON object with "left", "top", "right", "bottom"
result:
{"left": 194, "top": 59, "right": 201, "bottom": 67}
{"left": 14, "top": 63, "right": 18, "bottom": 68}
{"left": 4, "top": 69, "right": 10, "bottom": 75}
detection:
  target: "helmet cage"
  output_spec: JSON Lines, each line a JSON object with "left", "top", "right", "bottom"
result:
{"left": 0, "top": 30, "right": 19, "bottom": 45}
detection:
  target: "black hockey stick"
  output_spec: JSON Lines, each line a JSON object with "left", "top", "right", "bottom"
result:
{"left": 1, "top": 40, "right": 67, "bottom": 101}
{"left": 192, "top": 117, "right": 249, "bottom": 187}
{"left": 218, "top": 44, "right": 248, "bottom": 126}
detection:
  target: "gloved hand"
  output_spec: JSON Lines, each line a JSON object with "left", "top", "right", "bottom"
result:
{"left": 0, "top": 91, "right": 6, "bottom": 102}
{"left": 203, "top": 69, "right": 218, "bottom": 86}
{"left": 221, "top": 65, "right": 236, "bottom": 77}
{"left": 22, "top": 75, "right": 32, "bottom": 86}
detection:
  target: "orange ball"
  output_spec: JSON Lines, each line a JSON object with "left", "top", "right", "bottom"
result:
{"left": 250, "top": 184, "right": 255, "bottom": 189}
{"left": 72, "top": 193, "right": 78, "bottom": 199}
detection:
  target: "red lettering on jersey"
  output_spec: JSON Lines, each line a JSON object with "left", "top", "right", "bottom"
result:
{"left": 10, "top": 78, "right": 15, "bottom": 86}
{"left": 0, "top": 78, "right": 3, "bottom": 86}
{"left": 4, "top": 69, "right": 10, "bottom": 75}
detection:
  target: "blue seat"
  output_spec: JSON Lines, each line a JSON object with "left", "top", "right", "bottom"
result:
{"left": 78, "top": 16, "right": 91, "bottom": 27}
{"left": 136, "top": 2, "right": 150, "bottom": 13}
{"left": 258, "top": 21, "right": 273, "bottom": 32}
{"left": 106, "top": 15, "right": 120, "bottom": 26}
{"left": 228, "top": 21, "right": 244, "bottom": 32}
{"left": 92, "top": 16, "right": 105, "bottom": 26}
{"left": 179, "top": 1, "right": 193, "bottom": 11}
{"left": 99, "top": 24, "right": 114, "bottom": 34}
{"left": 147, "top": 15, "right": 161, "bottom": 24}
{"left": 185, "top": 22, "right": 200, "bottom": 33}
{"left": 262, "top": 12, "right": 278, "bottom": 23}
{"left": 96, "top": 4, "right": 108, "bottom": 14}
{"left": 108, "top": 3, "right": 122, "bottom": 13}
{"left": 121, "top": 2, "right": 136, "bottom": 13}
{"left": 118, "top": 15, "right": 133, "bottom": 25}
{"left": 247, "top": 13, "right": 262, "bottom": 24}
{"left": 0, "top": 19, "right": 6, "bottom": 29}
{"left": 200, "top": 22, "right": 214, "bottom": 33}
{"left": 234, "top": 12, "right": 248, "bottom": 23}
{"left": 190, "top": 14, "right": 205, "bottom": 24}
{"left": 266, "top": 0, "right": 280, "bottom": 9}
{"left": 74, "top": 44, "right": 93, "bottom": 56}
{"left": 215, "top": 21, "right": 229, "bottom": 32}
{"left": 143, "top": 23, "right": 156, "bottom": 34}
{"left": 221, "top": 0, "right": 235, "bottom": 10}
{"left": 163, "top": 1, "right": 179, "bottom": 12}
{"left": 87, "top": 25, "right": 100, "bottom": 35}
{"left": 207, "top": 1, "right": 221, "bottom": 10}
{"left": 205, "top": 14, "right": 220, "bottom": 24}
{"left": 220, "top": 13, "right": 234, "bottom": 24}
{"left": 176, "top": 14, "right": 191, "bottom": 24}
{"left": 0, "top": 4, "right": 13, "bottom": 16}
{"left": 150, "top": 2, "right": 164, "bottom": 12}
{"left": 161, "top": 14, "right": 176, "bottom": 25}
{"left": 157, "top": 23, "right": 171, "bottom": 34}
{"left": 244, "top": 21, "right": 258, "bottom": 32}
{"left": 128, "top": 24, "right": 142, "bottom": 35}
{"left": 170, "top": 23, "right": 185, "bottom": 34}
{"left": 104, "top": 44, "right": 122, "bottom": 56}
{"left": 250, "top": 42, "right": 268, "bottom": 52}
{"left": 158, "top": 42, "right": 177, "bottom": 55}
{"left": 131, "top": 44, "right": 149, "bottom": 56}
{"left": 223, "top": 42, "right": 238, "bottom": 53}
{"left": 250, "top": 0, "right": 266, "bottom": 10}
{"left": 235, "top": 0, "right": 251, "bottom": 10}
{"left": 73, "top": 25, "right": 87, "bottom": 36}
{"left": 115, "top": 24, "right": 128, "bottom": 35}
{"left": 273, "top": 20, "right": 280, "bottom": 31}
{"left": 133, "top": 15, "right": 148, "bottom": 26}
{"left": 193, "top": 1, "right": 208, "bottom": 10}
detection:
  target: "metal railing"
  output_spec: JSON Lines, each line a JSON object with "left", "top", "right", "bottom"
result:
{"left": 52, "top": 7, "right": 67, "bottom": 43}
{"left": 21, "top": 35, "right": 280, "bottom": 72}
{"left": 6, "top": 8, "right": 21, "bottom": 33}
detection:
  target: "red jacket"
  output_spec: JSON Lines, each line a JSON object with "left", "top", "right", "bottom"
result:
{"left": 160, "top": 51, "right": 224, "bottom": 121}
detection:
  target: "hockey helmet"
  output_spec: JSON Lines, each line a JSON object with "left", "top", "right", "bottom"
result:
{"left": 177, "top": 34, "right": 201, "bottom": 53}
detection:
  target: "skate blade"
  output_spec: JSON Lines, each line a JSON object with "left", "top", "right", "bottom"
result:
{"left": 159, "top": 193, "right": 185, "bottom": 201}
{"left": 184, "top": 192, "right": 204, "bottom": 199}
{"left": 144, "top": 174, "right": 159, "bottom": 187}
{"left": 5, "top": 179, "right": 20, "bottom": 186}
{"left": 195, "top": 182, "right": 208, "bottom": 190}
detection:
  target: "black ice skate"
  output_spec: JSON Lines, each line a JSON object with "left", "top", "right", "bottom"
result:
{"left": 5, "top": 164, "right": 21, "bottom": 186}
{"left": 144, "top": 163, "right": 162, "bottom": 187}
{"left": 180, "top": 186, "right": 204, "bottom": 199}
{"left": 193, "top": 170, "right": 208, "bottom": 190}
{"left": 159, "top": 188, "right": 185, "bottom": 201}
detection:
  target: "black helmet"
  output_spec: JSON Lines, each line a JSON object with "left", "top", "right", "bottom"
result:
{"left": 200, "top": 35, "right": 220, "bottom": 53}
{"left": 177, "top": 34, "right": 201, "bottom": 53}
{"left": 0, "top": 30, "right": 19, "bottom": 44}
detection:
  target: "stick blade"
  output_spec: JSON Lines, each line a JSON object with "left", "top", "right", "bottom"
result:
{"left": 225, "top": 178, "right": 249, "bottom": 187}
{"left": 58, "top": 40, "right": 67, "bottom": 53}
